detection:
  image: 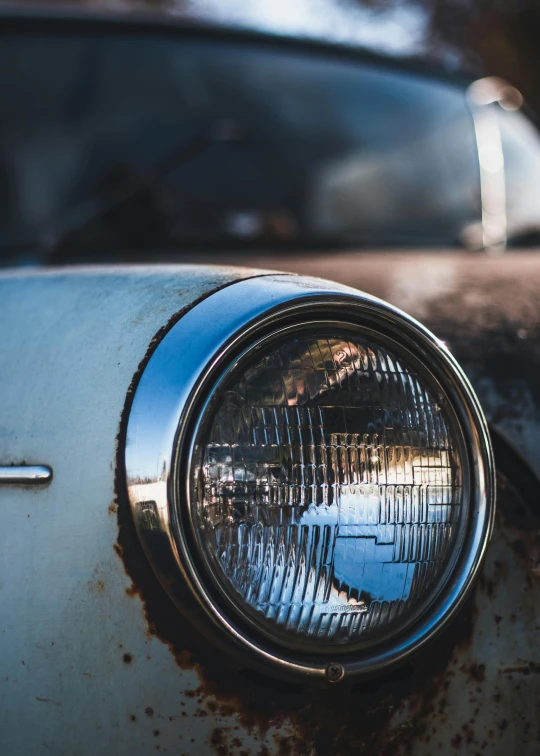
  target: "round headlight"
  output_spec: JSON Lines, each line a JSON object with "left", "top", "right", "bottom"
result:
{"left": 125, "top": 275, "right": 494, "bottom": 682}
{"left": 190, "top": 325, "right": 465, "bottom": 651}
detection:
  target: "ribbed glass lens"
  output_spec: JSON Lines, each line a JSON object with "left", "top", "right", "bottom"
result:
{"left": 189, "top": 328, "right": 465, "bottom": 648}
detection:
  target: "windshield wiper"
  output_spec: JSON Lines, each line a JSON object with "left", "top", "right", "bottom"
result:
{"left": 40, "top": 119, "right": 245, "bottom": 254}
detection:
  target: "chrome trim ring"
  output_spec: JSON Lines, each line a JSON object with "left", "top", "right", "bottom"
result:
{"left": 125, "top": 274, "right": 495, "bottom": 683}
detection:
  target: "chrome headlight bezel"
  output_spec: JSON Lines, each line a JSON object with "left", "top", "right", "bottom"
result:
{"left": 125, "top": 274, "right": 495, "bottom": 683}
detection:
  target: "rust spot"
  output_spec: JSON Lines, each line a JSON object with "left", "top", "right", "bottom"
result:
{"left": 275, "top": 735, "right": 292, "bottom": 756}
{"left": 88, "top": 578, "right": 105, "bottom": 594}
{"left": 478, "top": 575, "right": 495, "bottom": 599}
{"left": 211, "top": 728, "right": 226, "bottom": 747}
{"left": 462, "top": 723, "right": 475, "bottom": 744}
{"left": 450, "top": 731, "right": 462, "bottom": 749}
{"left": 129, "top": 714, "right": 136, "bottom": 722}
{"left": 502, "top": 662, "right": 540, "bottom": 676}
{"left": 108, "top": 502, "right": 118, "bottom": 516}
{"left": 177, "top": 650, "right": 196, "bottom": 668}
{"left": 145, "top": 707, "right": 154, "bottom": 717}
{"left": 467, "top": 664, "right": 486, "bottom": 683}
{"left": 88, "top": 564, "right": 106, "bottom": 594}
{"left": 123, "top": 653, "right": 133, "bottom": 665}
{"left": 153, "top": 729, "right": 160, "bottom": 737}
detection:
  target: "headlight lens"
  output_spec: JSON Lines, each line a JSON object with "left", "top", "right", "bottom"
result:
{"left": 190, "top": 325, "right": 466, "bottom": 650}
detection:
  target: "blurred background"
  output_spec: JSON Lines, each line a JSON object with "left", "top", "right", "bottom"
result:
{"left": 117, "top": 0, "right": 540, "bottom": 114}
{"left": 3, "top": 0, "right": 540, "bottom": 263}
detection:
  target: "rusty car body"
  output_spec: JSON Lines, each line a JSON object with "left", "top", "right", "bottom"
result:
{"left": 1, "top": 7, "right": 540, "bottom": 756}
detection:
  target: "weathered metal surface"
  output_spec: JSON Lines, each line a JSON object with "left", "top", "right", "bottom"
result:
{"left": 1, "top": 259, "right": 540, "bottom": 755}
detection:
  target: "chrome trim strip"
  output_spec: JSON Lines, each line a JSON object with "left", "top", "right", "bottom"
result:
{"left": 125, "top": 274, "right": 495, "bottom": 683}
{"left": 0, "top": 465, "right": 52, "bottom": 484}
{"left": 470, "top": 103, "right": 507, "bottom": 252}
{"left": 467, "top": 77, "right": 511, "bottom": 254}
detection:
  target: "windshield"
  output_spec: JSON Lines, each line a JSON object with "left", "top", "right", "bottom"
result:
{"left": 0, "top": 26, "right": 481, "bottom": 262}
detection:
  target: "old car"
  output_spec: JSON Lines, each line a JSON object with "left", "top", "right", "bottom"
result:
{"left": 1, "top": 6, "right": 540, "bottom": 755}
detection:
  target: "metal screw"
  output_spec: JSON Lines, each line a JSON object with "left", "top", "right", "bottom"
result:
{"left": 326, "top": 663, "right": 344, "bottom": 683}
